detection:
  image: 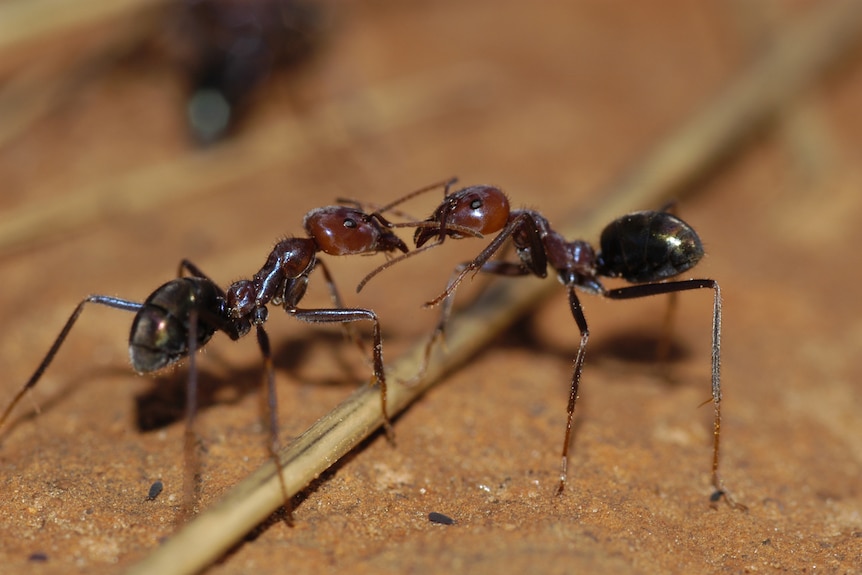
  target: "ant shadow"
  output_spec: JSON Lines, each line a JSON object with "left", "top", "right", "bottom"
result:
{"left": 134, "top": 328, "right": 375, "bottom": 432}
{"left": 491, "top": 314, "right": 693, "bottom": 388}
{"left": 0, "top": 370, "right": 101, "bottom": 442}
{"left": 228, "top": 306, "right": 701, "bottom": 545}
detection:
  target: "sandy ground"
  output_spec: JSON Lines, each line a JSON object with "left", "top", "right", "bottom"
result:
{"left": 0, "top": 1, "right": 861, "bottom": 573}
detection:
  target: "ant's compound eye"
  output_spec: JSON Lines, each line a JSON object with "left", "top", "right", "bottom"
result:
{"left": 470, "top": 198, "right": 482, "bottom": 210}
{"left": 343, "top": 218, "right": 357, "bottom": 229}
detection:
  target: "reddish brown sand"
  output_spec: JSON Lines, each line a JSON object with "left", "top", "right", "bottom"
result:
{"left": 0, "top": 1, "right": 860, "bottom": 573}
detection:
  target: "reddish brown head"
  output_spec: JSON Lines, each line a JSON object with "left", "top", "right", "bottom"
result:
{"left": 414, "top": 186, "right": 511, "bottom": 247}
{"left": 304, "top": 206, "right": 408, "bottom": 256}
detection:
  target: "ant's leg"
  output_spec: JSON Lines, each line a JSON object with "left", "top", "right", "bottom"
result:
{"left": 413, "top": 260, "right": 532, "bottom": 383}
{"left": 0, "top": 295, "right": 143, "bottom": 432}
{"left": 414, "top": 261, "right": 470, "bottom": 380}
{"left": 255, "top": 325, "right": 279, "bottom": 459}
{"left": 313, "top": 262, "right": 343, "bottom": 307}
{"left": 180, "top": 308, "right": 202, "bottom": 523}
{"left": 423, "top": 214, "right": 534, "bottom": 308}
{"left": 655, "top": 201, "right": 679, "bottom": 364}
{"left": 289, "top": 307, "right": 394, "bottom": 442}
{"left": 177, "top": 259, "right": 214, "bottom": 281}
{"left": 557, "top": 287, "right": 589, "bottom": 495}
{"left": 252, "top": 323, "right": 293, "bottom": 523}
{"left": 435, "top": 260, "right": 532, "bottom": 337}
{"left": 657, "top": 292, "right": 678, "bottom": 365}
{"left": 657, "top": 200, "right": 679, "bottom": 214}
{"left": 313, "top": 259, "right": 367, "bottom": 356}
{"left": 604, "top": 279, "right": 744, "bottom": 509}
{"left": 176, "top": 260, "right": 232, "bottom": 301}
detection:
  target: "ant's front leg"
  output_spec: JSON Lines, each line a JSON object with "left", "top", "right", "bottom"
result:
{"left": 288, "top": 306, "right": 393, "bottom": 442}
{"left": 312, "top": 259, "right": 369, "bottom": 359}
{"left": 413, "top": 260, "right": 532, "bottom": 383}
{"left": 422, "top": 215, "right": 533, "bottom": 309}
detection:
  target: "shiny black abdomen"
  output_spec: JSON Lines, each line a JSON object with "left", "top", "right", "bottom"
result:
{"left": 596, "top": 211, "right": 704, "bottom": 283}
{"left": 129, "top": 277, "right": 227, "bottom": 373}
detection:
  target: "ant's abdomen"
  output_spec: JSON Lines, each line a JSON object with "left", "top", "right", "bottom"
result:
{"left": 129, "top": 278, "right": 223, "bottom": 373}
{"left": 597, "top": 211, "right": 704, "bottom": 283}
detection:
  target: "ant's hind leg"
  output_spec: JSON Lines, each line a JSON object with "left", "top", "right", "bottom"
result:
{"left": 654, "top": 201, "right": 680, "bottom": 368}
{"left": 604, "top": 279, "right": 744, "bottom": 509}
{"left": 656, "top": 291, "right": 678, "bottom": 367}
{"left": 0, "top": 295, "right": 143, "bottom": 432}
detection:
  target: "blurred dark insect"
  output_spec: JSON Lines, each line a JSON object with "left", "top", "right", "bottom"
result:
{"left": 167, "top": 0, "right": 325, "bottom": 143}
{"left": 428, "top": 511, "right": 455, "bottom": 525}
{"left": 0, "top": 1, "right": 326, "bottom": 151}
{"left": 27, "top": 552, "right": 49, "bottom": 563}
{"left": 146, "top": 480, "right": 165, "bottom": 501}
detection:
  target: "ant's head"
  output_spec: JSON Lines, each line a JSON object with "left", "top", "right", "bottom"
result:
{"left": 304, "top": 206, "right": 408, "bottom": 256}
{"left": 414, "top": 186, "right": 510, "bottom": 247}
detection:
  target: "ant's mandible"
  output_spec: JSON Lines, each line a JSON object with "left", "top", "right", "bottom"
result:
{"left": 359, "top": 179, "right": 742, "bottom": 508}
{"left": 0, "top": 205, "right": 406, "bottom": 478}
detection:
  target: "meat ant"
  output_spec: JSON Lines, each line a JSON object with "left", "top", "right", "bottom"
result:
{"left": 0, "top": 204, "right": 406, "bottom": 512}
{"left": 358, "top": 180, "right": 742, "bottom": 508}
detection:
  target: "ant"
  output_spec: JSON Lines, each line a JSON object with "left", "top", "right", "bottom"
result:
{"left": 0, "top": 203, "right": 407, "bottom": 512}
{"left": 358, "top": 180, "right": 742, "bottom": 508}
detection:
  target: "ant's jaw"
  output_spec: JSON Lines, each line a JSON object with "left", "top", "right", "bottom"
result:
{"left": 414, "top": 226, "right": 445, "bottom": 248}
{"left": 386, "top": 234, "right": 409, "bottom": 254}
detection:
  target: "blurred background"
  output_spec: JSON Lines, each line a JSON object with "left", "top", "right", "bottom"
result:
{"left": 0, "top": 1, "right": 861, "bottom": 573}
